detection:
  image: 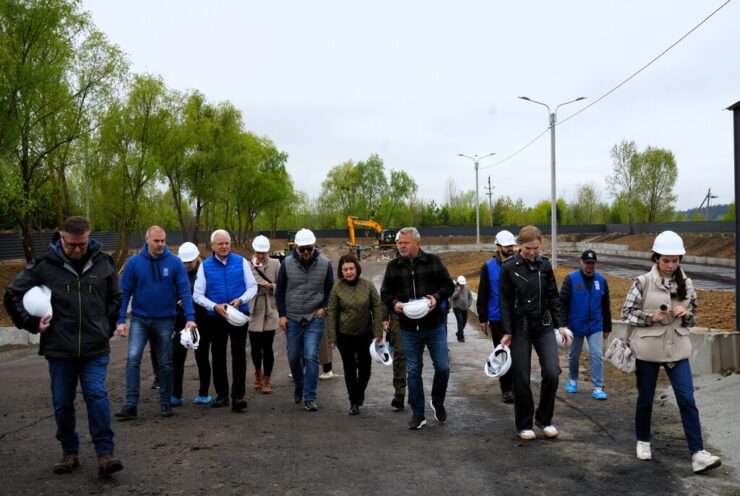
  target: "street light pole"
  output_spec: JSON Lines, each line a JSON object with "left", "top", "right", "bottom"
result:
{"left": 518, "top": 96, "right": 586, "bottom": 269}
{"left": 458, "top": 152, "right": 496, "bottom": 250}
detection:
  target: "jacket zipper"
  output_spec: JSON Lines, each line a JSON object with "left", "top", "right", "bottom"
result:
{"left": 77, "top": 278, "right": 82, "bottom": 357}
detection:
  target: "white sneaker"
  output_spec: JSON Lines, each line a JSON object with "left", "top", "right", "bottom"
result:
{"left": 319, "top": 371, "right": 334, "bottom": 380}
{"left": 518, "top": 429, "right": 536, "bottom": 440}
{"left": 537, "top": 424, "right": 558, "bottom": 439}
{"left": 636, "top": 441, "right": 652, "bottom": 460}
{"left": 691, "top": 450, "right": 721, "bottom": 473}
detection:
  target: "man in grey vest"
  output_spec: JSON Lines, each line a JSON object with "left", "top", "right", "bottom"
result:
{"left": 275, "top": 228, "right": 334, "bottom": 411}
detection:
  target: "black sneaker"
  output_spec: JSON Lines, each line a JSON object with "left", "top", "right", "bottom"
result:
{"left": 408, "top": 415, "right": 426, "bottom": 430}
{"left": 304, "top": 400, "right": 318, "bottom": 412}
{"left": 348, "top": 404, "right": 360, "bottom": 416}
{"left": 150, "top": 379, "right": 159, "bottom": 390}
{"left": 231, "top": 399, "right": 247, "bottom": 412}
{"left": 211, "top": 397, "right": 229, "bottom": 408}
{"left": 114, "top": 405, "right": 137, "bottom": 420}
{"left": 430, "top": 401, "right": 447, "bottom": 423}
{"left": 160, "top": 404, "right": 173, "bottom": 417}
{"left": 502, "top": 391, "right": 514, "bottom": 404}
{"left": 294, "top": 384, "right": 303, "bottom": 404}
{"left": 391, "top": 394, "right": 405, "bottom": 411}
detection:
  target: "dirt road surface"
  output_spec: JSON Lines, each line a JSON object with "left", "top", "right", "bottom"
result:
{"left": 0, "top": 260, "right": 737, "bottom": 495}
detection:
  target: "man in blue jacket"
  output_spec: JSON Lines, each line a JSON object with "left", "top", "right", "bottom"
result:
{"left": 560, "top": 249, "right": 612, "bottom": 400}
{"left": 115, "top": 226, "right": 196, "bottom": 419}
{"left": 476, "top": 229, "right": 517, "bottom": 403}
{"left": 4, "top": 216, "right": 123, "bottom": 476}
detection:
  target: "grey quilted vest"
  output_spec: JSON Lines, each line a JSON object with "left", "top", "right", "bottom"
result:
{"left": 284, "top": 254, "right": 330, "bottom": 321}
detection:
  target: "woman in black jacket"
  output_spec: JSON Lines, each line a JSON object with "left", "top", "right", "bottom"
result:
{"left": 500, "top": 225, "right": 570, "bottom": 441}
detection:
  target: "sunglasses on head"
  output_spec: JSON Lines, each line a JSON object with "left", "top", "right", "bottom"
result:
{"left": 298, "top": 245, "right": 314, "bottom": 253}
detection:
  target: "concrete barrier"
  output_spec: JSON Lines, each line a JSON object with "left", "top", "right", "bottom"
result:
{"left": 0, "top": 327, "right": 40, "bottom": 346}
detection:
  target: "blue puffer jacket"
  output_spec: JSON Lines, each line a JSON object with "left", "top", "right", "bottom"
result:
{"left": 202, "top": 253, "right": 250, "bottom": 317}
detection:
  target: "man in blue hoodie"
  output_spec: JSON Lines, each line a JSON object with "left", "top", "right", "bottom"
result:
{"left": 115, "top": 226, "right": 196, "bottom": 419}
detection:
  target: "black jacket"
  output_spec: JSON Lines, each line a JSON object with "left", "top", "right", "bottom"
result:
{"left": 4, "top": 235, "right": 121, "bottom": 359}
{"left": 380, "top": 250, "right": 455, "bottom": 331}
{"left": 499, "top": 252, "right": 564, "bottom": 334}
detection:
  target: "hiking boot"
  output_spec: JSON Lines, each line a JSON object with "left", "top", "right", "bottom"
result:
{"left": 193, "top": 395, "right": 213, "bottom": 405}
{"left": 114, "top": 405, "right": 137, "bottom": 420}
{"left": 304, "top": 400, "right": 318, "bottom": 412}
{"left": 566, "top": 379, "right": 578, "bottom": 394}
{"left": 502, "top": 391, "right": 514, "bottom": 404}
{"left": 692, "top": 450, "right": 721, "bottom": 473}
{"left": 518, "top": 429, "right": 536, "bottom": 440}
{"left": 53, "top": 453, "right": 79, "bottom": 474}
{"left": 592, "top": 388, "right": 608, "bottom": 400}
{"left": 391, "top": 394, "right": 405, "bottom": 411}
{"left": 232, "top": 399, "right": 247, "bottom": 412}
{"left": 430, "top": 401, "right": 447, "bottom": 424}
{"left": 160, "top": 404, "right": 173, "bottom": 417}
{"left": 97, "top": 453, "right": 123, "bottom": 477}
{"left": 211, "top": 397, "right": 229, "bottom": 408}
{"left": 636, "top": 441, "right": 652, "bottom": 460}
{"left": 408, "top": 415, "right": 426, "bottom": 430}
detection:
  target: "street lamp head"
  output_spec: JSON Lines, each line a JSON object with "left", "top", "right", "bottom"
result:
{"left": 518, "top": 96, "right": 531, "bottom": 101}
{"left": 575, "top": 96, "right": 587, "bottom": 102}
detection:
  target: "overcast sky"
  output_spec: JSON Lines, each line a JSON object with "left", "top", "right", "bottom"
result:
{"left": 83, "top": 0, "right": 740, "bottom": 211}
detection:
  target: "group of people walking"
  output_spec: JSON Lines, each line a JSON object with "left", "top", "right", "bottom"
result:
{"left": 3, "top": 216, "right": 722, "bottom": 477}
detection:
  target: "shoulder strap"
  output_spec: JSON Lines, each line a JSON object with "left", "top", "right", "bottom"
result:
{"left": 255, "top": 266, "right": 272, "bottom": 284}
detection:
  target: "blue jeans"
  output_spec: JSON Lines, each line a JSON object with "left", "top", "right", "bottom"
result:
{"left": 568, "top": 332, "right": 604, "bottom": 388}
{"left": 453, "top": 309, "right": 468, "bottom": 338}
{"left": 48, "top": 355, "right": 115, "bottom": 456}
{"left": 400, "top": 325, "right": 450, "bottom": 417}
{"left": 635, "top": 358, "right": 704, "bottom": 453}
{"left": 286, "top": 318, "right": 324, "bottom": 402}
{"left": 125, "top": 317, "right": 174, "bottom": 407}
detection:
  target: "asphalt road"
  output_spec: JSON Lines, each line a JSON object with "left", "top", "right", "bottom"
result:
{"left": 0, "top": 261, "right": 736, "bottom": 495}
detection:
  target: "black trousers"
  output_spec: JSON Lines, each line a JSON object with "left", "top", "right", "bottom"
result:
{"left": 337, "top": 331, "right": 374, "bottom": 405}
{"left": 489, "top": 320, "right": 513, "bottom": 394}
{"left": 510, "top": 321, "right": 561, "bottom": 431}
{"left": 207, "top": 316, "right": 247, "bottom": 401}
{"left": 249, "top": 330, "right": 276, "bottom": 376}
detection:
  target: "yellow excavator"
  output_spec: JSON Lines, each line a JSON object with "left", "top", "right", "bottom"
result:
{"left": 347, "top": 216, "right": 398, "bottom": 250}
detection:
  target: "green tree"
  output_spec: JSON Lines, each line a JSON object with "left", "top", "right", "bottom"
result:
{"left": 632, "top": 146, "right": 677, "bottom": 223}
{"left": 0, "top": 0, "right": 126, "bottom": 260}
{"left": 569, "top": 183, "right": 606, "bottom": 224}
{"left": 606, "top": 140, "right": 639, "bottom": 233}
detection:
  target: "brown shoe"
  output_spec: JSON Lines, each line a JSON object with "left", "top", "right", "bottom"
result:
{"left": 97, "top": 453, "right": 123, "bottom": 477}
{"left": 53, "top": 453, "right": 79, "bottom": 474}
{"left": 253, "top": 368, "right": 263, "bottom": 390}
{"left": 261, "top": 375, "right": 272, "bottom": 394}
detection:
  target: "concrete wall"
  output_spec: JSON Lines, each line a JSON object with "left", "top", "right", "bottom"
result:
{"left": 0, "top": 327, "right": 40, "bottom": 346}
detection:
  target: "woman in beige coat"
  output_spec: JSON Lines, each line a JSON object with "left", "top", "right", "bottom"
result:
{"left": 248, "top": 236, "right": 281, "bottom": 393}
{"left": 621, "top": 231, "right": 720, "bottom": 474}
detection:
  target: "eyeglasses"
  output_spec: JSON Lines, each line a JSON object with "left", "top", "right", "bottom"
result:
{"left": 297, "top": 245, "right": 314, "bottom": 253}
{"left": 62, "top": 239, "right": 88, "bottom": 250}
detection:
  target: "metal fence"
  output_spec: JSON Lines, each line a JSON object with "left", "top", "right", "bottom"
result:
{"left": 0, "top": 221, "right": 734, "bottom": 261}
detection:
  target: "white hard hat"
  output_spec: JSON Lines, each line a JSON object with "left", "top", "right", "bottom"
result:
{"left": 252, "top": 235, "right": 270, "bottom": 252}
{"left": 179, "top": 327, "right": 200, "bottom": 349}
{"left": 554, "top": 328, "right": 574, "bottom": 348}
{"left": 369, "top": 334, "right": 393, "bottom": 366}
{"left": 294, "top": 228, "right": 316, "bottom": 246}
{"left": 177, "top": 242, "right": 200, "bottom": 263}
{"left": 457, "top": 275, "right": 466, "bottom": 285}
{"left": 225, "top": 305, "right": 249, "bottom": 326}
{"left": 484, "top": 344, "right": 511, "bottom": 378}
{"left": 22, "top": 285, "right": 53, "bottom": 318}
{"left": 402, "top": 298, "right": 431, "bottom": 320}
{"left": 652, "top": 231, "right": 685, "bottom": 256}
{"left": 495, "top": 230, "right": 516, "bottom": 247}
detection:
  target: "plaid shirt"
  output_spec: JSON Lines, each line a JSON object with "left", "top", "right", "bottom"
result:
{"left": 380, "top": 250, "right": 455, "bottom": 331}
{"left": 621, "top": 277, "right": 697, "bottom": 327}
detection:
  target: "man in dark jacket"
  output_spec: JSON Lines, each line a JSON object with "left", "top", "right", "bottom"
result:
{"left": 476, "top": 229, "right": 517, "bottom": 403}
{"left": 4, "top": 216, "right": 123, "bottom": 477}
{"left": 560, "top": 249, "right": 612, "bottom": 400}
{"left": 381, "top": 227, "right": 455, "bottom": 430}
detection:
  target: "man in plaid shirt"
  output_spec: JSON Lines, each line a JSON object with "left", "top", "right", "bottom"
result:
{"left": 381, "top": 227, "right": 455, "bottom": 430}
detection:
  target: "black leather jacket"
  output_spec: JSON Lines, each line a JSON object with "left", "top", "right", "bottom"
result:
{"left": 499, "top": 252, "right": 564, "bottom": 334}
{"left": 4, "top": 236, "right": 121, "bottom": 359}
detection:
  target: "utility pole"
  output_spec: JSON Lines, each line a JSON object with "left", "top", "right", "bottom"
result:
{"left": 485, "top": 175, "right": 494, "bottom": 227}
{"left": 698, "top": 188, "right": 719, "bottom": 219}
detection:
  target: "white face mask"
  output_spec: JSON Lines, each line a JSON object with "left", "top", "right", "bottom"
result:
{"left": 252, "top": 256, "right": 262, "bottom": 267}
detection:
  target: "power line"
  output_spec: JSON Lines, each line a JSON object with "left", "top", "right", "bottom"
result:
{"left": 481, "top": 0, "right": 733, "bottom": 170}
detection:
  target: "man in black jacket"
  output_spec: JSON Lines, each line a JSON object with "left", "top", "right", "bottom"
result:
{"left": 381, "top": 227, "right": 455, "bottom": 430}
{"left": 4, "top": 216, "right": 123, "bottom": 477}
